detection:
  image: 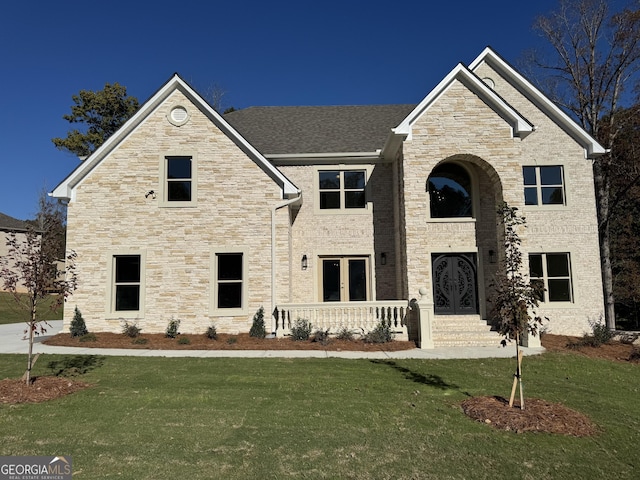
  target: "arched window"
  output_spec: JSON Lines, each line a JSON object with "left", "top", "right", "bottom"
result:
{"left": 428, "top": 163, "right": 472, "bottom": 218}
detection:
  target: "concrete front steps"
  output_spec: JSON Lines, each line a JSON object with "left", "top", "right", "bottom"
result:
{"left": 432, "top": 315, "right": 503, "bottom": 347}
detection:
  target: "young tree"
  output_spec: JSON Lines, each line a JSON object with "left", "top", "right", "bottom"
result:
{"left": 490, "top": 203, "right": 545, "bottom": 410}
{"left": 0, "top": 194, "right": 78, "bottom": 384}
{"left": 52, "top": 82, "right": 139, "bottom": 158}
{"left": 531, "top": 0, "right": 640, "bottom": 329}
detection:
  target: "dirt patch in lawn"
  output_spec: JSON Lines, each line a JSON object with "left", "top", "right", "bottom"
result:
{"left": 43, "top": 332, "right": 417, "bottom": 352}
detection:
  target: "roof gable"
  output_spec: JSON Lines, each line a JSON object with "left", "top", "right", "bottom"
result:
{"left": 468, "top": 47, "right": 606, "bottom": 158}
{"left": 51, "top": 74, "right": 299, "bottom": 200}
{"left": 393, "top": 63, "right": 534, "bottom": 140}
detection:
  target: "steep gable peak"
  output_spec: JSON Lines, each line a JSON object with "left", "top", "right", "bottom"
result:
{"left": 469, "top": 46, "right": 606, "bottom": 158}
{"left": 393, "top": 62, "right": 534, "bottom": 140}
{"left": 51, "top": 73, "right": 299, "bottom": 201}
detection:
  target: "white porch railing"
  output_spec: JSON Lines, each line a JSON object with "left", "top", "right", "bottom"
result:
{"left": 273, "top": 301, "right": 409, "bottom": 340}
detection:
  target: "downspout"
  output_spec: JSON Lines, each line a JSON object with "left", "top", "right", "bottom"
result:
{"left": 271, "top": 192, "right": 302, "bottom": 333}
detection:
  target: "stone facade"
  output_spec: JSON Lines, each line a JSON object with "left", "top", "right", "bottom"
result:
{"left": 54, "top": 48, "right": 605, "bottom": 342}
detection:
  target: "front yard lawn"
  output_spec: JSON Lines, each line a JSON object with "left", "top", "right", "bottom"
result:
{"left": 0, "top": 352, "right": 638, "bottom": 479}
{"left": 0, "top": 291, "right": 63, "bottom": 325}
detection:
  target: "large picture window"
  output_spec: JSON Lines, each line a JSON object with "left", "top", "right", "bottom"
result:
{"left": 523, "top": 166, "right": 565, "bottom": 206}
{"left": 318, "top": 170, "right": 366, "bottom": 210}
{"left": 529, "top": 253, "right": 573, "bottom": 302}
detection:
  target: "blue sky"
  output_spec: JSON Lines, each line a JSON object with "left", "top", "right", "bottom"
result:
{"left": 1, "top": 0, "right": 567, "bottom": 220}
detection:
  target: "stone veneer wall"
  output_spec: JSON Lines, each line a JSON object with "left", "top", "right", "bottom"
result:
{"left": 277, "top": 162, "right": 397, "bottom": 303}
{"left": 401, "top": 70, "right": 604, "bottom": 336}
{"left": 63, "top": 89, "right": 287, "bottom": 334}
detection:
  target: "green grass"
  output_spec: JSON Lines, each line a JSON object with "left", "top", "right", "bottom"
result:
{"left": 1, "top": 352, "right": 638, "bottom": 479}
{"left": 0, "top": 291, "right": 64, "bottom": 325}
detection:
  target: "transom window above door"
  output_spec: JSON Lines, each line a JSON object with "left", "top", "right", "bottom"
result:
{"left": 318, "top": 170, "right": 366, "bottom": 210}
{"left": 428, "top": 163, "right": 473, "bottom": 218}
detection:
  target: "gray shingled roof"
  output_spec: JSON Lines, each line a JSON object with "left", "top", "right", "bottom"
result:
{"left": 0, "top": 212, "right": 30, "bottom": 231}
{"left": 224, "top": 104, "right": 416, "bottom": 155}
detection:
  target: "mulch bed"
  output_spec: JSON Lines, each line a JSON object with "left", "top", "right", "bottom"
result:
{"left": 461, "top": 395, "right": 599, "bottom": 436}
{"left": 0, "top": 376, "right": 92, "bottom": 404}
{"left": 43, "top": 332, "right": 417, "bottom": 352}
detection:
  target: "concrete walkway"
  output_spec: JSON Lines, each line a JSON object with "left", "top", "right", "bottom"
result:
{"left": 0, "top": 321, "right": 545, "bottom": 360}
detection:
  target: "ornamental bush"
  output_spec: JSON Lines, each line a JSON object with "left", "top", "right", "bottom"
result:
{"left": 249, "top": 307, "right": 266, "bottom": 338}
{"left": 70, "top": 306, "right": 88, "bottom": 337}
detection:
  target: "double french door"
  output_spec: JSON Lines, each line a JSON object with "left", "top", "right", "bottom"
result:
{"left": 321, "top": 257, "right": 369, "bottom": 302}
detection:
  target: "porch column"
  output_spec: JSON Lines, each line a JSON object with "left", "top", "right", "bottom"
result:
{"left": 412, "top": 288, "right": 434, "bottom": 349}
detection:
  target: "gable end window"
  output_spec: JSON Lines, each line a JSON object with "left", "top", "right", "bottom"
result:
{"left": 529, "top": 253, "right": 573, "bottom": 302}
{"left": 160, "top": 154, "right": 197, "bottom": 206}
{"left": 319, "top": 170, "right": 366, "bottom": 210}
{"left": 523, "top": 166, "right": 565, "bottom": 206}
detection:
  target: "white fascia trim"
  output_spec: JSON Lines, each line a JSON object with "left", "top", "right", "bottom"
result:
{"left": 469, "top": 47, "right": 606, "bottom": 158}
{"left": 394, "top": 63, "right": 533, "bottom": 139}
{"left": 51, "top": 74, "right": 300, "bottom": 200}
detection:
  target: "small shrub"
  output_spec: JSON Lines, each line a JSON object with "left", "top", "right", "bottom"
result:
{"left": 79, "top": 333, "right": 97, "bottom": 342}
{"left": 336, "top": 327, "right": 355, "bottom": 341}
{"left": 70, "top": 306, "right": 88, "bottom": 337}
{"left": 121, "top": 320, "right": 141, "bottom": 338}
{"left": 290, "top": 318, "right": 312, "bottom": 341}
{"left": 249, "top": 307, "right": 266, "bottom": 339}
{"left": 206, "top": 324, "right": 218, "bottom": 340}
{"left": 629, "top": 346, "right": 640, "bottom": 362}
{"left": 364, "top": 322, "right": 394, "bottom": 344}
{"left": 572, "top": 317, "right": 615, "bottom": 348}
{"left": 132, "top": 337, "right": 148, "bottom": 345}
{"left": 178, "top": 336, "right": 191, "bottom": 345}
{"left": 227, "top": 336, "right": 238, "bottom": 345}
{"left": 165, "top": 318, "right": 181, "bottom": 339}
{"left": 312, "top": 328, "right": 330, "bottom": 345}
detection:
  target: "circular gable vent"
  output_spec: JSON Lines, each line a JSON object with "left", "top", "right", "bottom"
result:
{"left": 169, "top": 106, "right": 189, "bottom": 126}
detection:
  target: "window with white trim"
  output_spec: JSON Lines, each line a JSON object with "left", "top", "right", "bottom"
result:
{"left": 529, "top": 253, "right": 573, "bottom": 302}
{"left": 523, "top": 166, "right": 565, "bottom": 206}
{"left": 318, "top": 170, "right": 366, "bottom": 210}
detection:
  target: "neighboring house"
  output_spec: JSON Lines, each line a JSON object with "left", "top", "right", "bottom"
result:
{"left": 0, "top": 212, "right": 32, "bottom": 293}
{"left": 52, "top": 47, "right": 605, "bottom": 348}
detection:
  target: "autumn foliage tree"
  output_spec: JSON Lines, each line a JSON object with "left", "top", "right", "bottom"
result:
{"left": 531, "top": 0, "right": 640, "bottom": 329}
{"left": 0, "top": 194, "right": 78, "bottom": 384}
{"left": 490, "top": 203, "right": 545, "bottom": 409}
{"left": 52, "top": 82, "right": 139, "bottom": 158}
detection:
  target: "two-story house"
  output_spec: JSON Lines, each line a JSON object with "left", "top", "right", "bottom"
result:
{"left": 52, "top": 47, "right": 605, "bottom": 348}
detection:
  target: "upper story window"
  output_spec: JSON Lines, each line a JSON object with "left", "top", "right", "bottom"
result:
{"left": 319, "top": 170, "right": 366, "bottom": 210}
{"left": 523, "top": 166, "right": 565, "bottom": 206}
{"left": 428, "top": 163, "right": 472, "bottom": 218}
{"left": 529, "top": 253, "right": 573, "bottom": 302}
{"left": 160, "top": 154, "right": 197, "bottom": 207}
{"left": 167, "top": 156, "right": 192, "bottom": 202}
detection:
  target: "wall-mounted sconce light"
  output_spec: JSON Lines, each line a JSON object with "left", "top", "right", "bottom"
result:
{"left": 381, "top": 252, "right": 387, "bottom": 265}
{"left": 489, "top": 249, "right": 497, "bottom": 264}
{"left": 145, "top": 190, "right": 156, "bottom": 199}
{"left": 301, "top": 255, "right": 308, "bottom": 270}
